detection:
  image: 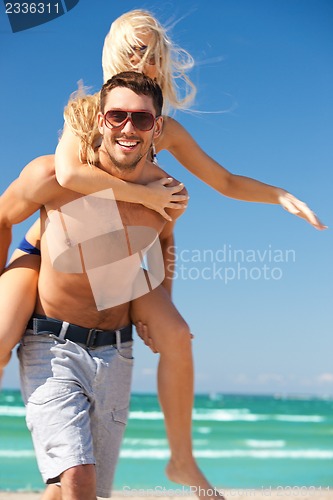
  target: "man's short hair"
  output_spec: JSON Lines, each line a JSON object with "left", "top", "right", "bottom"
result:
{"left": 100, "top": 71, "right": 163, "bottom": 117}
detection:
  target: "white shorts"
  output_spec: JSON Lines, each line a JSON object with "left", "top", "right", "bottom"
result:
{"left": 19, "top": 331, "right": 133, "bottom": 498}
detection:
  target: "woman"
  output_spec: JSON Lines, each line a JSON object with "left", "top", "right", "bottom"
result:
{"left": 0, "top": 9, "right": 324, "bottom": 500}
{"left": 55, "top": 11, "right": 323, "bottom": 229}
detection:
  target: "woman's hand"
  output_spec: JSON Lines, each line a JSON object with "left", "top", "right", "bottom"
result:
{"left": 277, "top": 190, "right": 327, "bottom": 230}
{"left": 143, "top": 178, "right": 189, "bottom": 221}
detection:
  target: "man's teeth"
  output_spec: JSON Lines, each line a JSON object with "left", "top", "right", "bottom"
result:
{"left": 117, "top": 140, "right": 138, "bottom": 147}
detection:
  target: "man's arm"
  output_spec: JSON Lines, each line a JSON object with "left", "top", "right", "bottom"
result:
{"left": 159, "top": 191, "right": 187, "bottom": 296}
{"left": 0, "top": 155, "right": 60, "bottom": 273}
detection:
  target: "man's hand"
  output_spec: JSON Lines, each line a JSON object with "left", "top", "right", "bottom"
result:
{"left": 277, "top": 190, "right": 327, "bottom": 230}
{"left": 136, "top": 321, "right": 194, "bottom": 354}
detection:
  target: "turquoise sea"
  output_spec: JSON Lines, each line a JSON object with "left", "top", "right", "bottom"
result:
{"left": 0, "top": 390, "right": 332, "bottom": 493}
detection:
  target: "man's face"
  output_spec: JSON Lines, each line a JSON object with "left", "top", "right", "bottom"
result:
{"left": 98, "top": 87, "right": 162, "bottom": 173}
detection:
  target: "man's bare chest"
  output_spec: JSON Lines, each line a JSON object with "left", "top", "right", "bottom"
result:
{"left": 40, "top": 189, "right": 166, "bottom": 311}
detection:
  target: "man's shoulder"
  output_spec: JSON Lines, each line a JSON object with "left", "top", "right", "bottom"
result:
{"left": 150, "top": 162, "right": 181, "bottom": 188}
{"left": 19, "top": 154, "right": 64, "bottom": 205}
{"left": 20, "top": 155, "right": 55, "bottom": 180}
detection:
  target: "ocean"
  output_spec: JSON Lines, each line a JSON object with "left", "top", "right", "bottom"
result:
{"left": 0, "top": 390, "right": 332, "bottom": 493}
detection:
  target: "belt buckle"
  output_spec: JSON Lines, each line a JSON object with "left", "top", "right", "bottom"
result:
{"left": 86, "top": 328, "right": 103, "bottom": 348}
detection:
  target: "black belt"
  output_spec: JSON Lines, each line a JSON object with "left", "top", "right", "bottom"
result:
{"left": 27, "top": 315, "right": 132, "bottom": 348}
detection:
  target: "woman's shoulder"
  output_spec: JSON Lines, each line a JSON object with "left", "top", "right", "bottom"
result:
{"left": 156, "top": 116, "right": 186, "bottom": 152}
{"left": 162, "top": 115, "right": 181, "bottom": 131}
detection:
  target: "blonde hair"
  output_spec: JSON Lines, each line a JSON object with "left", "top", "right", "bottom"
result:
{"left": 102, "top": 9, "right": 196, "bottom": 112}
{"left": 64, "top": 9, "right": 196, "bottom": 164}
{"left": 64, "top": 86, "right": 100, "bottom": 165}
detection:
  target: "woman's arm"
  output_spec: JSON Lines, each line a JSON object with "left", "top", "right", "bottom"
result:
{"left": 158, "top": 117, "right": 326, "bottom": 230}
{"left": 55, "top": 125, "right": 188, "bottom": 222}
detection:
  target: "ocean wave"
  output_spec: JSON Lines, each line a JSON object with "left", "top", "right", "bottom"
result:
{"left": 245, "top": 440, "right": 286, "bottom": 448}
{"left": 0, "top": 450, "right": 35, "bottom": 458}
{"left": 1, "top": 448, "right": 332, "bottom": 461}
{"left": 129, "top": 411, "right": 164, "bottom": 420}
{"left": 0, "top": 406, "right": 26, "bottom": 417}
{"left": 123, "top": 438, "right": 168, "bottom": 446}
{"left": 193, "top": 410, "right": 267, "bottom": 421}
{"left": 196, "top": 426, "right": 212, "bottom": 434}
{"left": 123, "top": 438, "right": 207, "bottom": 446}
{"left": 129, "top": 409, "right": 267, "bottom": 421}
{"left": 119, "top": 449, "right": 333, "bottom": 460}
{"left": 0, "top": 406, "right": 327, "bottom": 423}
{"left": 274, "top": 415, "right": 325, "bottom": 423}
{"left": 3, "top": 395, "right": 15, "bottom": 403}
{"left": 129, "top": 409, "right": 326, "bottom": 423}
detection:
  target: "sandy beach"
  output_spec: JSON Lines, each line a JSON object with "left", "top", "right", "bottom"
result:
{"left": 0, "top": 491, "right": 332, "bottom": 500}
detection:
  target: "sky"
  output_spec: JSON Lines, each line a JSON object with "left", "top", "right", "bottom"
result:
{"left": 0, "top": 0, "right": 332, "bottom": 396}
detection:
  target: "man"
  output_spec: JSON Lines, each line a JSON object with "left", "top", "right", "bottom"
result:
{"left": 0, "top": 72, "right": 185, "bottom": 499}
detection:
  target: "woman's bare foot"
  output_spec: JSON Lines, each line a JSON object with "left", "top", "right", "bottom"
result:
{"left": 166, "top": 457, "right": 225, "bottom": 499}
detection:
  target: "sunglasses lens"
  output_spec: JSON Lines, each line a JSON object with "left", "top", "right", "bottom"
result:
{"left": 104, "top": 111, "right": 155, "bottom": 131}
{"left": 105, "top": 111, "right": 128, "bottom": 128}
{"left": 132, "top": 112, "right": 155, "bottom": 131}
{"left": 131, "top": 45, "right": 156, "bottom": 66}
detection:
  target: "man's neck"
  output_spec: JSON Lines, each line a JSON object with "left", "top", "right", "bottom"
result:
{"left": 97, "top": 148, "right": 151, "bottom": 185}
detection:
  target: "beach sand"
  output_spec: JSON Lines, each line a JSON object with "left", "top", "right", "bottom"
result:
{"left": 0, "top": 491, "right": 332, "bottom": 500}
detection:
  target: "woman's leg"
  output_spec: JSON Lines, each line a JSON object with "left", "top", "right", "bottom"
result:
{"left": 0, "top": 223, "right": 61, "bottom": 500}
{"left": 0, "top": 219, "right": 41, "bottom": 382}
{"left": 131, "top": 286, "right": 223, "bottom": 499}
{"left": 0, "top": 253, "right": 40, "bottom": 382}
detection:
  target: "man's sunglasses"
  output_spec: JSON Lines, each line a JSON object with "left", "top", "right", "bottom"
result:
{"left": 103, "top": 110, "right": 157, "bottom": 131}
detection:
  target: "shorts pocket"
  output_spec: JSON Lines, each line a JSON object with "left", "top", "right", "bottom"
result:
{"left": 112, "top": 406, "right": 129, "bottom": 425}
{"left": 116, "top": 340, "right": 134, "bottom": 364}
{"left": 25, "top": 380, "right": 74, "bottom": 436}
{"left": 28, "top": 380, "right": 72, "bottom": 405}
{"left": 97, "top": 346, "right": 133, "bottom": 417}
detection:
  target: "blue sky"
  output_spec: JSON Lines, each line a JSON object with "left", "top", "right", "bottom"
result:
{"left": 0, "top": 0, "right": 332, "bottom": 395}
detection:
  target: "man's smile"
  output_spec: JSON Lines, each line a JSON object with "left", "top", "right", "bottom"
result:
{"left": 115, "top": 138, "right": 141, "bottom": 152}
